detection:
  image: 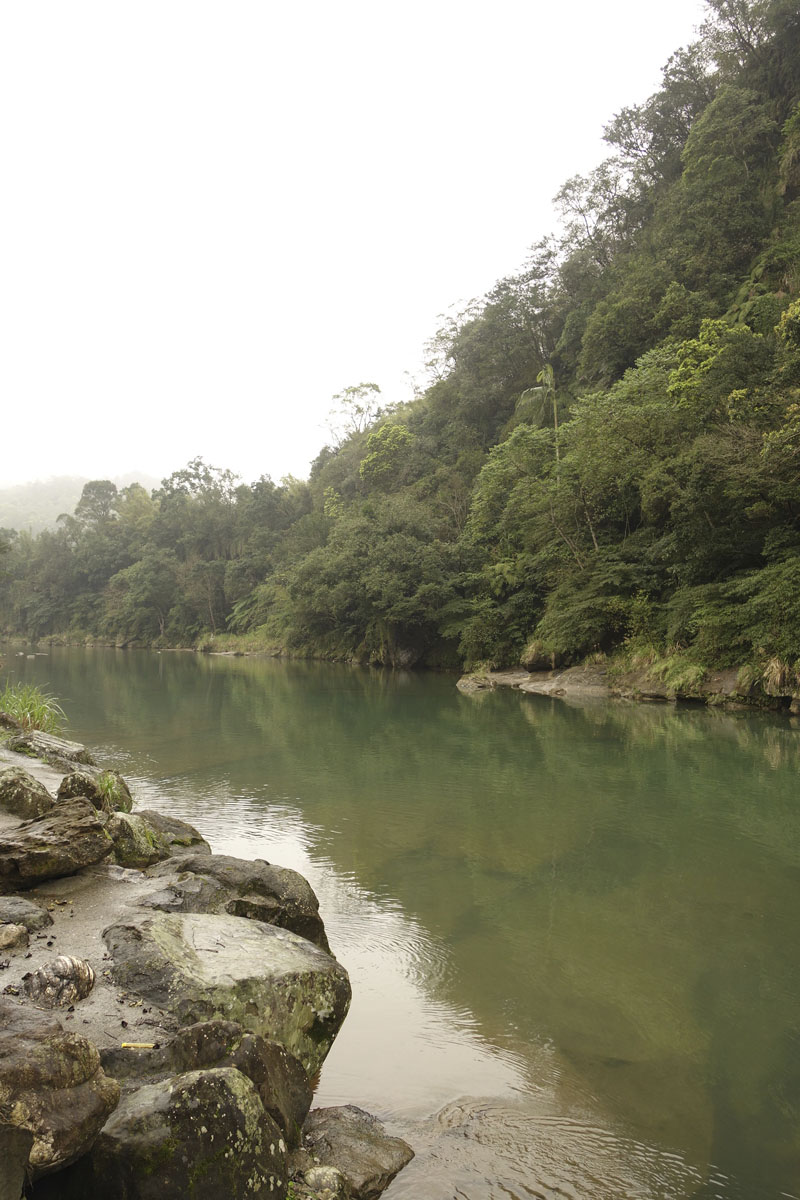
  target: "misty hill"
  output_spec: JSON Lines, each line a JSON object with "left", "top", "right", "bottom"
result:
{"left": 0, "top": 474, "right": 159, "bottom": 535}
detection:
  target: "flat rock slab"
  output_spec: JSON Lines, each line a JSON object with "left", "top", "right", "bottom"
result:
{"left": 0, "top": 798, "right": 113, "bottom": 889}
{"left": 145, "top": 852, "right": 330, "bottom": 951}
{"left": 5, "top": 732, "right": 96, "bottom": 769}
{"left": 104, "top": 912, "right": 351, "bottom": 1076}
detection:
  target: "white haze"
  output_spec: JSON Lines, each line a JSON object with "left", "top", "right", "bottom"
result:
{"left": 0, "top": 0, "right": 707, "bottom": 489}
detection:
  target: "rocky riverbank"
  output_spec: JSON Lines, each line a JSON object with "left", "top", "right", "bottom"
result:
{"left": 0, "top": 726, "right": 413, "bottom": 1200}
{"left": 457, "top": 661, "right": 800, "bottom": 712}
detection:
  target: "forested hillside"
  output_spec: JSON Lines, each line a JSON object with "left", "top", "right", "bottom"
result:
{"left": 3, "top": 0, "right": 800, "bottom": 683}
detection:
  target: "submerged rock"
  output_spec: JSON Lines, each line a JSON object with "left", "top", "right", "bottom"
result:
{"left": 0, "top": 1000, "right": 119, "bottom": 1178}
{"left": 104, "top": 911, "right": 351, "bottom": 1076}
{"left": 145, "top": 852, "right": 330, "bottom": 950}
{"left": 68, "top": 1067, "right": 288, "bottom": 1199}
{"left": 295, "top": 1106, "right": 414, "bottom": 1200}
{"left": 0, "top": 767, "right": 55, "bottom": 819}
{"left": 0, "top": 797, "right": 113, "bottom": 889}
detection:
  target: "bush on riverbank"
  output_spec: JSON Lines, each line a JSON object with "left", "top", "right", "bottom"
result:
{"left": 0, "top": 682, "right": 66, "bottom": 733}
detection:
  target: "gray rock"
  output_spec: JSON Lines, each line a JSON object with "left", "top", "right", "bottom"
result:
{"left": 71, "top": 1067, "right": 288, "bottom": 1199}
{"left": 146, "top": 852, "right": 330, "bottom": 951}
{"left": 0, "top": 923, "right": 29, "bottom": 950}
{"left": 57, "top": 769, "right": 133, "bottom": 814}
{"left": 136, "top": 809, "right": 211, "bottom": 855}
{"left": 6, "top": 732, "right": 96, "bottom": 770}
{"left": 100, "top": 1019, "right": 313, "bottom": 1147}
{"left": 0, "top": 896, "right": 53, "bottom": 932}
{"left": 106, "top": 812, "right": 171, "bottom": 867}
{"left": 104, "top": 911, "right": 351, "bottom": 1076}
{"left": 0, "top": 1000, "right": 119, "bottom": 1177}
{"left": 300, "top": 1106, "right": 414, "bottom": 1200}
{"left": 303, "top": 1165, "right": 351, "bottom": 1198}
{"left": 0, "top": 766, "right": 55, "bottom": 819}
{"left": 0, "top": 1123, "right": 34, "bottom": 1200}
{"left": 0, "top": 797, "right": 113, "bottom": 889}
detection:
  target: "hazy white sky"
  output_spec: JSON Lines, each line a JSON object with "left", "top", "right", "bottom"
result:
{"left": 1, "top": 0, "right": 708, "bottom": 489}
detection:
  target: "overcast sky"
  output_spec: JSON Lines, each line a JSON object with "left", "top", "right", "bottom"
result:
{"left": 1, "top": 0, "right": 708, "bottom": 490}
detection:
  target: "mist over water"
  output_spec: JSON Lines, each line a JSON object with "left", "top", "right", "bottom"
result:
{"left": 6, "top": 647, "right": 800, "bottom": 1199}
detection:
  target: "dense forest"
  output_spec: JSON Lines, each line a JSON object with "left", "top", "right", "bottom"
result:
{"left": 3, "top": 0, "right": 800, "bottom": 685}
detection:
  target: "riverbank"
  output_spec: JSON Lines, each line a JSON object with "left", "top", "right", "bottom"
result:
{"left": 0, "top": 727, "right": 413, "bottom": 1200}
{"left": 457, "top": 659, "right": 800, "bottom": 713}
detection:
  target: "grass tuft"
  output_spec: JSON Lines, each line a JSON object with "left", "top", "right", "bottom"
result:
{"left": 0, "top": 682, "right": 66, "bottom": 733}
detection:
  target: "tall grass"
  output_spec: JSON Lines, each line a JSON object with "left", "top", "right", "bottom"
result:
{"left": 0, "top": 682, "right": 66, "bottom": 733}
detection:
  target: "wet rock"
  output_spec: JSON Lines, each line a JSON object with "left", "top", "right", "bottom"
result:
{"left": 298, "top": 1106, "right": 414, "bottom": 1200}
{"left": 106, "top": 812, "right": 171, "bottom": 868}
{"left": 455, "top": 673, "right": 497, "bottom": 694}
{"left": 57, "top": 770, "right": 133, "bottom": 814}
{"left": 0, "top": 896, "right": 53, "bottom": 932}
{"left": 22, "top": 955, "right": 95, "bottom": 1008}
{"left": 6, "top": 732, "right": 96, "bottom": 771}
{"left": 0, "top": 922, "right": 29, "bottom": 950}
{"left": 298, "top": 1165, "right": 351, "bottom": 1198}
{"left": 145, "top": 852, "right": 330, "bottom": 951}
{"left": 69, "top": 1067, "right": 288, "bottom": 1199}
{"left": 0, "top": 1000, "right": 119, "bottom": 1177}
{"left": 0, "top": 767, "right": 55, "bottom": 820}
{"left": 0, "top": 797, "right": 113, "bottom": 889}
{"left": 0, "top": 1123, "right": 34, "bottom": 1200}
{"left": 100, "top": 1019, "right": 313, "bottom": 1147}
{"left": 104, "top": 911, "right": 351, "bottom": 1076}
{"left": 0, "top": 710, "right": 23, "bottom": 732}
{"left": 136, "top": 809, "right": 211, "bottom": 855}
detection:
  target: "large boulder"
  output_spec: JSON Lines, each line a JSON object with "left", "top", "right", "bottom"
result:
{"left": 106, "top": 812, "right": 171, "bottom": 867}
{"left": 144, "top": 852, "right": 330, "bottom": 951}
{"left": 0, "top": 767, "right": 54, "bottom": 819}
{"left": 5, "top": 732, "right": 96, "bottom": 771}
{"left": 67, "top": 1067, "right": 288, "bottom": 1199}
{"left": 0, "top": 1001, "right": 119, "bottom": 1177}
{"left": 57, "top": 770, "right": 133, "bottom": 814}
{"left": 295, "top": 1106, "right": 414, "bottom": 1200}
{"left": 136, "top": 809, "right": 211, "bottom": 856}
{"left": 100, "top": 1019, "right": 312, "bottom": 1147}
{"left": 0, "top": 798, "right": 113, "bottom": 889}
{"left": 104, "top": 911, "right": 351, "bottom": 1076}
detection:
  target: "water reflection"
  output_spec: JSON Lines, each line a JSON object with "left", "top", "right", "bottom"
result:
{"left": 4, "top": 647, "right": 800, "bottom": 1199}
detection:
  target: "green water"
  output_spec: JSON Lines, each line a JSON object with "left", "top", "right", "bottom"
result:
{"left": 5, "top": 647, "right": 800, "bottom": 1199}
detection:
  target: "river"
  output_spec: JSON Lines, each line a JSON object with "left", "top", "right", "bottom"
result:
{"left": 4, "top": 647, "right": 800, "bottom": 1199}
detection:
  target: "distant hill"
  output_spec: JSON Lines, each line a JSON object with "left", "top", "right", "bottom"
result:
{"left": 0, "top": 473, "right": 159, "bottom": 535}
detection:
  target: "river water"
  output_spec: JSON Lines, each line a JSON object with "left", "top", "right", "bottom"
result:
{"left": 4, "top": 647, "right": 800, "bottom": 1199}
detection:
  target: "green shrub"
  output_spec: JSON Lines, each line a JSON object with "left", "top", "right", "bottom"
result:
{"left": 0, "top": 682, "right": 66, "bottom": 733}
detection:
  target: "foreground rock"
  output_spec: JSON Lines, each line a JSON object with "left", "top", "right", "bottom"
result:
{"left": 0, "top": 1001, "right": 119, "bottom": 1177}
{"left": 57, "top": 769, "right": 133, "bottom": 814}
{"left": 0, "top": 767, "right": 55, "bottom": 819}
{"left": 106, "top": 811, "right": 171, "bottom": 867}
{"left": 104, "top": 911, "right": 351, "bottom": 1075}
{"left": 292, "top": 1106, "right": 414, "bottom": 1200}
{"left": 63, "top": 1067, "right": 289, "bottom": 1199}
{"left": 144, "top": 851, "right": 331, "bottom": 950}
{"left": 100, "top": 1019, "right": 312, "bottom": 1147}
{"left": 0, "top": 1124, "right": 34, "bottom": 1200}
{"left": 136, "top": 809, "right": 211, "bottom": 855}
{"left": 0, "top": 797, "right": 112, "bottom": 888}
